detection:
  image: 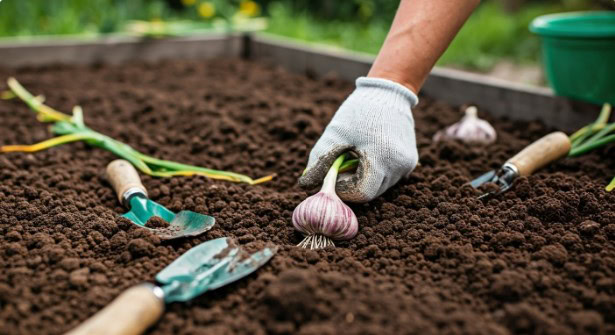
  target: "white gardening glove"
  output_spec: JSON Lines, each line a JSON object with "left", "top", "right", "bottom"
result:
{"left": 299, "top": 77, "right": 419, "bottom": 203}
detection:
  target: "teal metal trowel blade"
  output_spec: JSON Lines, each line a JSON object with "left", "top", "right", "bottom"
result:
{"left": 123, "top": 194, "right": 215, "bottom": 240}
{"left": 107, "top": 159, "right": 215, "bottom": 240}
{"left": 123, "top": 195, "right": 176, "bottom": 226}
{"left": 65, "top": 237, "right": 277, "bottom": 335}
{"left": 156, "top": 237, "right": 277, "bottom": 303}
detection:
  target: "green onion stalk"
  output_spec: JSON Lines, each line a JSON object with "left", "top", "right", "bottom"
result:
{"left": 568, "top": 103, "right": 615, "bottom": 191}
{"left": 1, "top": 78, "right": 274, "bottom": 185}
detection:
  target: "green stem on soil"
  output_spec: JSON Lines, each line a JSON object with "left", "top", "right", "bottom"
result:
{"left": 569, "top": 133, "right": 615, "bottom": 157}
{"left": 135, "top": 152, "right": 261, "bottom": 184}
{"left": 7, "top": 77, "right": 72, "bottom": 123}
{"left": 0, "top": 134, "right": 94, "bottom": 152}
{"left": 568, "top": 103, "right": 615, "bottom": 191}
{"left": 570, "top": 103, "right": 612, "bottom": 147}
{"left": 4, "top": 77, "right": 274, "bottom": 185}
{"left": 607, "top": 176, "right": 615, "bottom": 192}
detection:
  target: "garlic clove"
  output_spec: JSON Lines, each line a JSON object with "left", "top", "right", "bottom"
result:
{"left": 433, "top": 106, "right": 497, "bottom": 144}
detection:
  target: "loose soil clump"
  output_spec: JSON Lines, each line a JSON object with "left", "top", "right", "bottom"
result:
{"left": 145, "top": 216, "right": 170, "bottom": 229}
{"left": 0, "top": 59, "right": 614, "bottom": 335}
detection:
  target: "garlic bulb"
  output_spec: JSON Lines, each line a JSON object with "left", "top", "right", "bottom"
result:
{"left": 433, "top": 106, "right": 496, "bottom": 144}
{"left": 293, "top": 155, "right": 358, "bottom": 249}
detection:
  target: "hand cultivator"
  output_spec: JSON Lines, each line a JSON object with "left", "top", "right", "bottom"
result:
{"left": 470, "top": 132, "right": 571, "bottom": 199}
{"left": 470, "top": 103, "right": 615, "bottom": 197}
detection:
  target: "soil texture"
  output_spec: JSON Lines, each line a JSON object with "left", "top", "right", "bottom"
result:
{"left": 0, "top": 59, "right": 614, "bottom": 335}
{"left": 145, "top": 216, "right": 171, "bottom": 229}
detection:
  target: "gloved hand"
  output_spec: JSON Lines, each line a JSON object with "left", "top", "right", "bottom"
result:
{"left": 299, "top": 77, "right": 419, "bottom": 203}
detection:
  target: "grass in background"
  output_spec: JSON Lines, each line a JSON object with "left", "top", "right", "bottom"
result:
{"left": 266, "top": 1, "right": 597, "bottom": 71}
{"left": 265, "top": 2, "right": 387, "bottom": 55}
{"left": 0, "top": 0, "right": 171, "bottom": 37}
{"left": 0, "top": 0, "right": 601, "bottom": 71}
{"left": 438, "top": 1, "right": 592, "bottom": 70}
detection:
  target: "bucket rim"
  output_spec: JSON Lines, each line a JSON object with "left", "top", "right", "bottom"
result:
{"left": 530, "top": 11, "right": 615, "bottom": 38}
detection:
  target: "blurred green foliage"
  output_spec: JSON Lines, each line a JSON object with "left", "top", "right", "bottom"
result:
{"left": 264, "top": 0, "right": 608, "bottom": 70}
{"left": 439, "top": 1, "right": 592, "bottom": 69}
{"left": 0, "top": 0, "right": 609, "bottom": 71}
{"left": 0, "top": 0, "right": 171, "bottom": 36}
{"left": 265, "top": 2, "right": 387, "bottom": 54}
{"left": 258, "top": 0, "right": 611, "bottom": 22}
{"left": 258, "top": 0, "right": 398, "bottom": 23}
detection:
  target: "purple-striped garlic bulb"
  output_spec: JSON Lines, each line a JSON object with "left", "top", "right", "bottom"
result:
{"left": 293, "top": 155, "right": 358, "bottom": 249}
{"left": 433, "top": 106, "right": 496, "bottom": 144}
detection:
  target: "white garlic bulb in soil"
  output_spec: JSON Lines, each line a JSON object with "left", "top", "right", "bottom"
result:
{"left": 433, "top": 106, "right": 497, "bottom": 144}
{"left": 292, "top": 156, "right": 358, "bottom": 249}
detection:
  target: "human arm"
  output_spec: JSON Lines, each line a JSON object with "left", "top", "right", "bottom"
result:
{"left": 299, "top": 0, "right": 480, "bottom": 203}
{"left": 369, "top": 0, "right": 480, "bottom": 93}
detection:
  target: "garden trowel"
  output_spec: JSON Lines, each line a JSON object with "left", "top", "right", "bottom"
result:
{"left": 470, "top": 131, "right": 571, "bottom": 199}
{"left": 65, "top": 237, "right": 277, "bottom": 335}
{"left": 106, "top": 159, "right": 215, "bottom": 240}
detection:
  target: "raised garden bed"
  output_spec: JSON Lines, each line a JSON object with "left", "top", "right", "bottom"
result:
{"left": 0, "top": 34, "right": 614, "bottom": 334}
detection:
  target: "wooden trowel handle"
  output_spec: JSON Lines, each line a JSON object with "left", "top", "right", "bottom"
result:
{"left": 506, "top": 131, "right": 571, "bottom": 177}
{"left": 65, "top": 284, "right": 164, "bottom": 335}
{"left": 107, "top": 159, "right": 147, "bottom": 204}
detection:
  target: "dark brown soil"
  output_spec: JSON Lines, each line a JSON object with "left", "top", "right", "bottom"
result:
{"left": 0, "top": 59, "right": 614, "bottom": 335}
{"left": 145, "top": 216, "right": 171, "bottom": 229}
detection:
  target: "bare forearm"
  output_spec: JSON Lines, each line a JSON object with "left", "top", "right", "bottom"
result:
{"left": 368, "top": 0, "right": 480, "bottom": 93}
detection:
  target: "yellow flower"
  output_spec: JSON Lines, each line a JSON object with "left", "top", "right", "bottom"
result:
{"left": 239, "top": 0, "right": 260, "bottom": 17}
{"left": 198, "top": 2, "right": 215, "bottom": 18}
{"left": 181, "top": 0, "right": 196, "bottom": 6}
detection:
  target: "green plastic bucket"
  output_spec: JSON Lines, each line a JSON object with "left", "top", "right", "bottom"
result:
{"left": 530, "top": 11, "right": 615, "bottom": 105}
